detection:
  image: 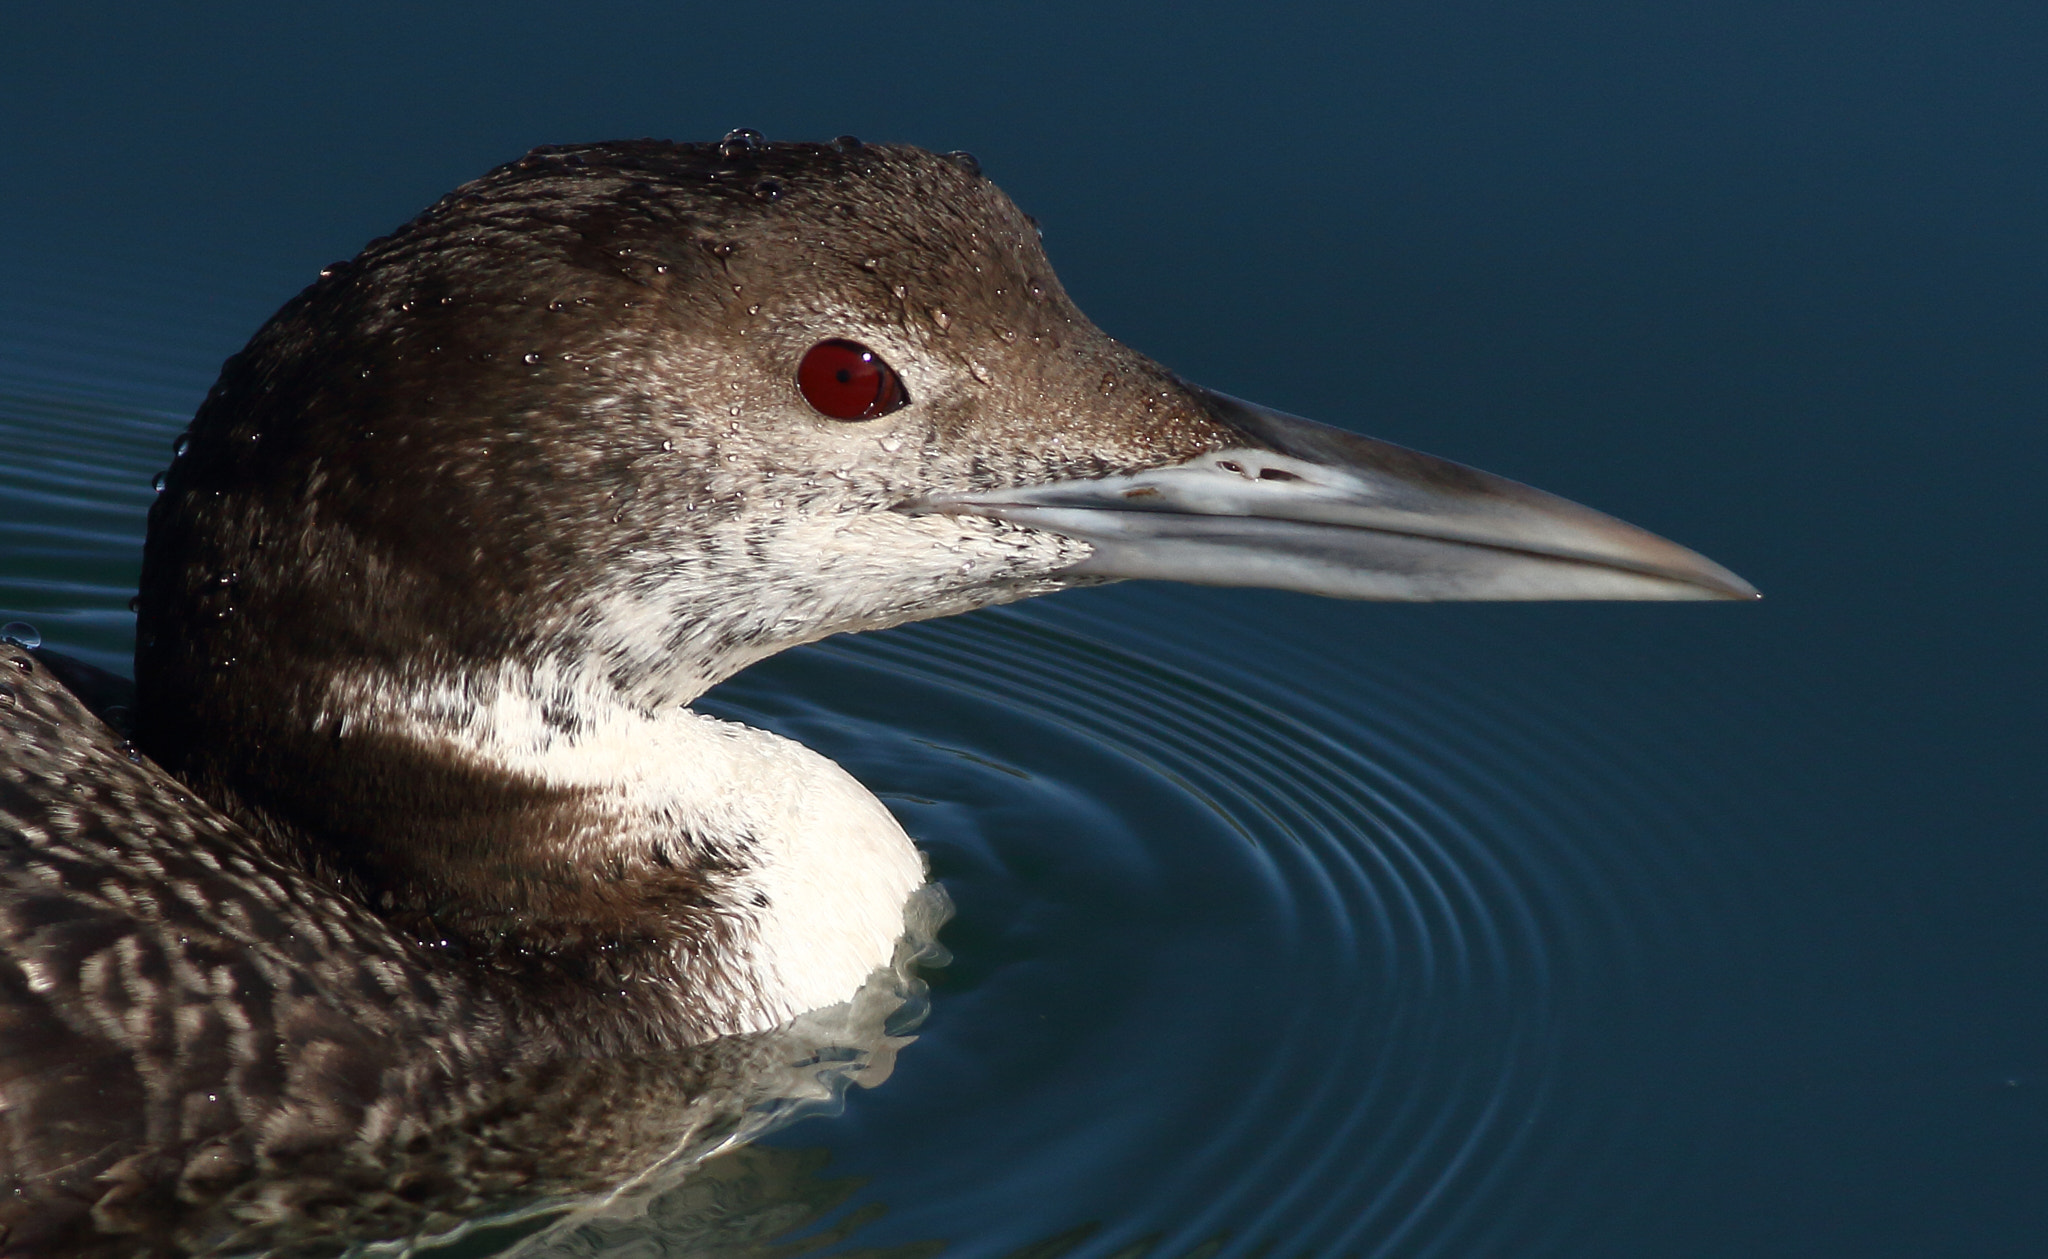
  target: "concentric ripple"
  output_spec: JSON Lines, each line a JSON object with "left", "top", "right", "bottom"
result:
{"left": 699, "top": 598, "right": 1773, "bottom": 1259}
{"left": 0, "top": 386, "right": 174, "bottom": 671}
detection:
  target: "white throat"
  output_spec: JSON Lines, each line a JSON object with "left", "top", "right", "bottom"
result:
{"left": 650, "top": 706, "right": 928, "bottom": 1030}
{"left": 324, "top": 663, "right": 928, "bottom": 1035}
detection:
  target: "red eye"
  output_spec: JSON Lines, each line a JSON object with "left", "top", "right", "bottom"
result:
{"left": 797, "top": 339, "right": 909, "bottom": 420}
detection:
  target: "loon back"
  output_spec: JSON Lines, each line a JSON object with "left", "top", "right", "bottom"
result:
{"left": 1, "top": 136, "right": 1751, "bottom": 1252}
{"left": 2, "top": 650, "right": 934, "bottom": 1255}
{"left": 0, "top": 650, "right": 493, "bottom": 1250}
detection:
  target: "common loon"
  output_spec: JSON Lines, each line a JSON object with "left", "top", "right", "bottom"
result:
{"left": 0, "top": 134, "right": 1754, "bottom": 1253}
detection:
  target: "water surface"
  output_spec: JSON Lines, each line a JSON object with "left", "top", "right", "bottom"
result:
{"left": 4, "top": 3, "right": 2045, "bottom": 1254}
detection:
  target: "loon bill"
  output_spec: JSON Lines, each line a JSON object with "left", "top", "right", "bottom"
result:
{"left": 909, "top": 387, "right": 1755, "bottom": 602}
{"left": 0, "top": 134, "right": 1754, "bottom": 1253}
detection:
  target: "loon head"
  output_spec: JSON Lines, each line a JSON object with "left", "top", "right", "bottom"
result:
{"left": 133, "top": 137, "right": 1752, "bottom": 1040}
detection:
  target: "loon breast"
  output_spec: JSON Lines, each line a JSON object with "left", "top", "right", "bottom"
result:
{"left": 0, "top": 133, "right": 1752, "bottom": 1252}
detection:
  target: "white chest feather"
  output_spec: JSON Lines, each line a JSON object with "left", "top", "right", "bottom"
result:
{"left": 637, "top": 711, "right": 929, "bottom": 1029}
{"left": 326, "top": 667, "right": 928, "bottom": 1035}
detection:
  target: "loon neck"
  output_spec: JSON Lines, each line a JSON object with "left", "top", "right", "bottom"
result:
{"left": 193, "top": 659, "right": 926, "bottom": 1042}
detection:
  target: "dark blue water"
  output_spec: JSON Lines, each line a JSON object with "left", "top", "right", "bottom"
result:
{"left": 4, "top": 3, "right": 2043, "bottom": 1255}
